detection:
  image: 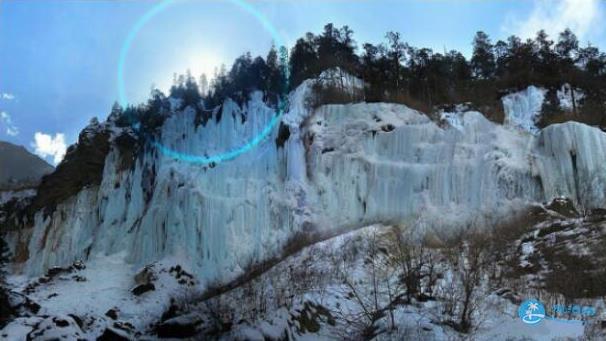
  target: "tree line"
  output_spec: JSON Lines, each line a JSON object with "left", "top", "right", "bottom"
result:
{"left": 113, "top": 23, "right": 606, "bottom": 132}
{"left": 290, "top": 24, "right": 605, "bottom": 125}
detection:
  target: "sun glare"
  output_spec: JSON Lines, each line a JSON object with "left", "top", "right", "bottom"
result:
{"left": 153, "top": 47, "right": 223, "bottom": 94}
{"left": 184, "top": 48, "right": 222, "bottom": 81}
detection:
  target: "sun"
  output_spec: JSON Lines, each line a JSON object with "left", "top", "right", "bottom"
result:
{"left": 154, "top": 47, "right": 224, "bottom": 94}
{"left": 183, "top": 48, "right": 223, "bottom": 81}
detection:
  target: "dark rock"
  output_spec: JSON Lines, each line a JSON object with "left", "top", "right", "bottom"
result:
{"left": 26, "top": 316, "right": 83, "bottom": 340}
{"left": 544, "top": 197, "right": 578, "bottom": 218}
{"left": 97, "top": 327, "right": 130, "bottom": 341}
{"left": 134, "top": 265, "right": 155, "bottom": 285}
{"left": 495, "top": 288, "right": 522, "bottom": 305}
{"left": 28, "top": 127, "right": 111, "bottom": 218}
{"left": 72, "top": 261, "right": 86, "bottom": 271}
{"left": 585, "top": 208, "right": 606, "bottom": 223}
{"left": 25, "top": 301, "right": 41, "bottom": 314}
{"left": 72, "top": 275, "right": 87, "bottom": 282}
{"left": 47, "top": 266, "right": 66, "bottom": 277}
{"left": 168, "top": 265, "right": 196, "bottom": 286}
{"left": 68, "top": 314, "right": 84, "bottom": 329}
{"left": 131, "top": 283, "right": 155, "bottom": 296}
{"left": 381, "top": 124, "right": 395, "bottom": 132}
{"left": 0, "top": 290, "right": 16, "bottom": 327}
{"left": 113, "top": 321, "right": 135, "bottom": 332}
{"left": 53, "top": 317, "right": 70, "bottom": 327}
{"left": 156, "top": 316, "right": 200, "bottom": 339}
{"left": 105, "top": 308, "right": 119, "bottom": 320}
{"left": 275, "top": 123, "right": 291, "bottom": 149}
{"left": 160, "top": 301, "right": 179, "bottom": 322}
{"left": 114, "top": 132, "right": 139, "bottom": 172}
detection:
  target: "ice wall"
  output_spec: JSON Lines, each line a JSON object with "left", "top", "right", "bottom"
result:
{"left": 533, "top": 121, "right": 606, "bottom": 209}
{"left": 16, "top": 81, "right": 606, "bottom": 289}
{"left": 22, "top": 93, "right": 298, "bottom": 283}
{"left": 502, "top": 86, "right": 546, "bottom": 134}
{"left": 306, "top": 105, "right": 542, "bottom": 234}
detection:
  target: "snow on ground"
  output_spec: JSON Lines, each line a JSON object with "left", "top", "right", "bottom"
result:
{"left": 477, "top": 315, "right": 584, "bottom": 340}
{"left": 502, "top": 85, "right": 546, "bottom": 134}
{"left": 182, "top": 223, "right": 590, "bottom": 340}
{"left": 316, "top": 67, "right": 365, "bottom": 93}
{"left": 3, "top": 252, "right": 200, "bottom": 339}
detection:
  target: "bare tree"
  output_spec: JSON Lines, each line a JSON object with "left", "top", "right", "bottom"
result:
{"left": 442, "top": 230, "right": 488, "bottom": 333}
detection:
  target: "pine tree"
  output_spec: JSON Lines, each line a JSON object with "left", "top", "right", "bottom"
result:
{"left": 266, "top": 44, "right": 282, "bottom": 96}
{"left": 289, "top": 33, "right": 319, "bottom": 88}
{"left": 534, "top": 30, "right": 558, "bottom": 81}
{"left": 556, "top": 28, "right": 579, "bottom": 61}
{"left": 385, "top": 31, "right": 406, "bottom": 90}
{"left": 471, "top": 31, "right": 496, "bottom": 79}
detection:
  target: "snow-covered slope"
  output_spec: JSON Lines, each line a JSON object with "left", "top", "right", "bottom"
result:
{"left": 9, "top": 79, "right": 606, "bottom": 296}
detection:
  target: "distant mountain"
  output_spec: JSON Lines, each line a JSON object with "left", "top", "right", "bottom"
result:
{"left": 0, "top": 141, "right": 53, "bottom": 190}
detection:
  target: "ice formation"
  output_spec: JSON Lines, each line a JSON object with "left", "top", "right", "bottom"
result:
{"left": 9, "top": 79, "right": 606, "bottom": 293}
{"left": 502, "top": 85, "right": 546, "bottom": 134}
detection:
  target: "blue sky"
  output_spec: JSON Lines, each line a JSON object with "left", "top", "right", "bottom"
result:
{"left": 1, "top": 0, "right": 605, "bottom": 164}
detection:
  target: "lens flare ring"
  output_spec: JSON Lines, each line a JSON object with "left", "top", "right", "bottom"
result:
{"left": 117, "top": 0, "right": 289, "bottom": 165}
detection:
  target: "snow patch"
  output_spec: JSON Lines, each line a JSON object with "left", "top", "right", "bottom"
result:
{"left": 0, "top": 189, "right": 35, "bottom": 205}
{"left": 557, "top": 83, "right": 585, "bottom": 112}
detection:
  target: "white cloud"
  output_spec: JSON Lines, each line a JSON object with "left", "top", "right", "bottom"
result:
{"left": 0, "top": 111, "right": 19, "bottom": 136}
{"left": 32, "top": 132, "right": 67, "bottom": 165}
{"left": 503, "top": 0, "right": 605, "bottom": 42}
{"left": 1, "top": 93, "right": 14, "bottom": 100}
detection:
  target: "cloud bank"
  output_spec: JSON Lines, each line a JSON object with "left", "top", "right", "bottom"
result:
{"left": 32, "top": 132, "right": 67, "bottom": 165}
{"left": 504, "top": 0, "right": 605, "bottom": 42}
{"left": 0, "top": 111, "right": 19, "bottom": 136}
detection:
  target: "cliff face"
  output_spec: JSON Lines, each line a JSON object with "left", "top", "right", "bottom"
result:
{"left": 9, "top": 81, "right": 606, "bottom": 291}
